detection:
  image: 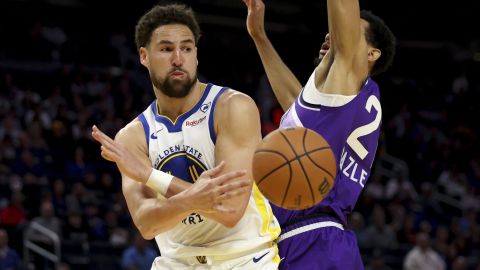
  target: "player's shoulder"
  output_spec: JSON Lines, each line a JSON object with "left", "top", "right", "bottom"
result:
{"left": 114, "top": 118, "right": 145, "bottom": 146}
{"left": 359, "top": 78, "right": 381, "bottom": 100}
{"left": 216, "top": 88, "right": 257, "bottom": 112}
{"left": 213, "top": 88, "right": 259, "bottom": 129}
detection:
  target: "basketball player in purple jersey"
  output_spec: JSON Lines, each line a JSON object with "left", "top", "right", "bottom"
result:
{"left": 244, "top": 0, "right": 396, "bottom": 269}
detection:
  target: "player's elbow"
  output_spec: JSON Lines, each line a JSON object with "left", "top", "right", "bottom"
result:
{"left": 135, "top": 223, "right": 156, "bottom": 240}
{"left": 221, "top": 213, "right": 243, "bottom": 228}
{"left": 133, "top": 213, "right": 163, "bottom": 240}
{"left": 139, "top": 230, "right": 155, "bottom": 240}
{"left": 222, "top": 220, "right": 238, "bottom": 228}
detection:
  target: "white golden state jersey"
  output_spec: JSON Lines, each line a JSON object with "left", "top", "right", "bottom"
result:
{"left": 138, "top": 83, "right": 280, "bottom": 258}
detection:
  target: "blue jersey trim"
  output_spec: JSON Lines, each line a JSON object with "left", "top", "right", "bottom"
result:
{"left": 138, "top": 113, "right": 150, "bottom": 147}
{"left": 208, "top": 87, "right": 229, "bottom": 143}
{"left": 150, "top": 83, "right": 213, "bottom": 133}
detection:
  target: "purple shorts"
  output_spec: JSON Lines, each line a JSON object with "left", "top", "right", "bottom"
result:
{"left": 277, "top": 216, "right": 364, "bottom": 270}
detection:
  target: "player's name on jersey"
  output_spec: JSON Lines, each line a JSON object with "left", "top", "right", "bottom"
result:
{"left": 339, "top": 148, "right": 368, "bottom": 188}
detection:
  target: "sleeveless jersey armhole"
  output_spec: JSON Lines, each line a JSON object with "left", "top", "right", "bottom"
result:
{"left": 302, "top": 69, "right": 357, "bottom": 107}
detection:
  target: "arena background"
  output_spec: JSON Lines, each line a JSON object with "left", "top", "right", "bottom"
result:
{"left": 0, "top": 0, "right": 479, "bottom": 269}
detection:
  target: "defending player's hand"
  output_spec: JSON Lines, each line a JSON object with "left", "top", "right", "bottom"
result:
{"left": 183, "top": 161, "right": 250, "bottom": 214}
{"left": 243, "top": 0, "right": 266, "bottom": 39}
{"left": 91, "top": 125, "right": 151, "bottom": 183}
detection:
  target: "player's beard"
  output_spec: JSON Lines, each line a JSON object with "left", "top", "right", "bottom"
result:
{"left": 151, "top": 68, "right": 197, "bottom": 98}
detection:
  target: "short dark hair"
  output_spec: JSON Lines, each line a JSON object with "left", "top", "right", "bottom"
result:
{"left": 360, "top": 10, "right": 396, "bottom": 76}
{"left": 135, "top": 4, "right": 201, "bottom": 50}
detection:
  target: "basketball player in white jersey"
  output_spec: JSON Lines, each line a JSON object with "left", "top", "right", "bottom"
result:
{"left": 92, "top": 3, "right": 280, "bottom": 270}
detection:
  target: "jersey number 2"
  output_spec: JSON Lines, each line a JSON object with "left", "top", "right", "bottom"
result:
{"left": 346, "top": 95, "right": 381, "bottom": 160}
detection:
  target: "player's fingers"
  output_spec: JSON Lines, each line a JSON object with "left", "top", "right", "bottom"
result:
{"left": 100, "top": 145, "right": 116, "bottom": 159}
{"left": 213, "top": 170, "right": 247, "bottom": 185}
{"left": 91, "top": 127, "right": 103, "bottom": 143}
{"left": 92, "top": 127, "right": 108, "bottom": 146}
{"left": 216, "top": 186, "right": 249, "bottom": 201}
{"left": 92, "top": 125, "right": 105, "bottom": 138}
{"left": 93, "top": 128, "right": 125, "bottom": 159}
{"left": 217, "top": 179, "right": 250, "bottom": 194}
{"left": 101, "top": 145, "right": 111, "bottom": 155}
{"left": 92, "top": 125, "right": 117, "bottom": 148}
{"left": 100, "top": 148, "right": 115, "bottom": 162}
{"left": 93, "top": 128, "right": 115, "bottom": 146}
{"left": 204, "top": 161, "right": 225, "bottom": 177}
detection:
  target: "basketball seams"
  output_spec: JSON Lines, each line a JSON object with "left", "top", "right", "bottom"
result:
{"left": 277, "top": 131, "right": 297, "bottom": 208}
{"left": 257, "top": 148, "right": 330, "bottom": 165}
{"left": 279, "top": 130, "right": 314, "bottom": 208}
{"left": 253, "top": 127, "right": 337, "bottom": 210}
{"left": 254, "top": 150, "right": 292, "bottom": 186}
{"left": 303, "top": 148, "right": 336, "bottom": 179}
{"left": 300, "top": 129, "right": 316, "bottom": 206}
{"left": 254, "top": 147, "right": 331, "bottom": 186}
{"left": 255, "top": 146, "right": 333, "bottom": 184}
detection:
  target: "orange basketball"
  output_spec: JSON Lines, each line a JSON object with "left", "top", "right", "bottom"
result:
{"left": 253, "top": 127, "right": 337, "bottom": 210}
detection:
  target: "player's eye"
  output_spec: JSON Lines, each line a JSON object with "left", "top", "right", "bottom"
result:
{"left": 160, "top": 47, "right": 173, "bottom": 52}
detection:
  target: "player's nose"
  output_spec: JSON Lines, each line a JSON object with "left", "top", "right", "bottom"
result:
{"left": 171, "top": 48, "right": 183, "bottom": 66}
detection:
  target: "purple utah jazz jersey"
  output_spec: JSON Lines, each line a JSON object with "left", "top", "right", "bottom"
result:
{"left": 273, "top": 73, "right": 382, "bottom": 226}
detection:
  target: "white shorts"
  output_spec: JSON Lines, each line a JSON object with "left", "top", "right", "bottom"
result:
{"left": 151, "top": 245, "right": 279, "bottom": 270}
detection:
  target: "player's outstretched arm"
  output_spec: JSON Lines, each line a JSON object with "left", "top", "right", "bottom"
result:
{"left": 92, "top": 124, "right": 249, "bottom": 238}
{"left": 243, "top": 0, "right": 302, "bottom": 111}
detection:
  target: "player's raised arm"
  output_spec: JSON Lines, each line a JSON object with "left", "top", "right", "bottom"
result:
{"left": 327, "top": 0, "right": 362, "bottom": 61}
{"left": 318, "top": 0, "right": 369, "bottom": 96}
{"left": 243, "top": 0, "right": 302, "bottom": 111}
{"left": 92, "top": 123, "right": 249, "bottom": 238}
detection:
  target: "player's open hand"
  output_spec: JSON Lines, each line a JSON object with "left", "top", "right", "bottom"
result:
{"left": 243, "top": 0, "right": 266, "bottom": 39}
{"left": 183, "top": 161, "right": 250, "bottom": 214}
{"left": 91, "top": 125, "right": 151, "bottom": 183}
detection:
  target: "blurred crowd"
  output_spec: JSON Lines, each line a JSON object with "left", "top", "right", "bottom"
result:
{"left": 1, "top": 2, "right": 479, "bottom": 270}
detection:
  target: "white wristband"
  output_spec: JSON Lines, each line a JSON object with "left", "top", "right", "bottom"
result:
{"left": 145, "top": 169, "right": 174, "bottom": 196}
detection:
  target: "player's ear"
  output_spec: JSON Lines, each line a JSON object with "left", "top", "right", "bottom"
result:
{"left": 368, "top": 48, "right": 381, "bottom": 62}
{"left": 139, "top": 47, "right": 149, "bottom": 68}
